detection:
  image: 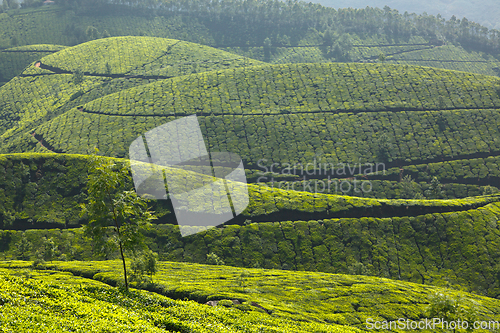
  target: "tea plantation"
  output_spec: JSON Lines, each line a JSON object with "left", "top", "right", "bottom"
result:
{"left": 2, "top": 1, "right": 500, "bottom": 331}
{"left": 1, "top": 261, "right": 500, "bottom": 332}
{"left": 2, "top": 45, "right": 499, "bottom": 201}
{"left": 0, "top": 263, "right": 361, "bottom": 333}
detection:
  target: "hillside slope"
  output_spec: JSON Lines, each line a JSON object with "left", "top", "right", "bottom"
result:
{"left": 1, "top": 154, "right": 500, "bottom": 297}
{"left": 1, "top": 261, "right": 500, "bottom": 332}
{"left": 4, "top": 61, "right": 499, "bottom": 198}
{"left": 0, "top": 44, "right": 66, "bottom": 87}
{"left": 0, "top": 36, "right": 264, "bottom": 151}
{"left": 0, "top": 264, "right": 356, "bottom": 333}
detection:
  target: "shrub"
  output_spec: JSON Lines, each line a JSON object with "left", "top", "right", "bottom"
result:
{"left": 206, "top": 252, "right": 225, "bottom": 265}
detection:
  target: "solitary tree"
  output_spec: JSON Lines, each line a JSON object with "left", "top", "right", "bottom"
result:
{"left": 105, "top": 62, "right": 112, "bottom": 76}
{"left": 80, "top": 150, "right": 156, "bottom": 291}
{"left": 85, "top": 25, "right": 100, "bottom": 40}
{"left": 426, "top": 176, "right": 445, "bottom": 199}
{"left": 427, "top": 292, "right": 477, "bottom": 332}
{"left": 399, "top": 175, "right": 423, "bottom": 199}
{"left": 482, "top": 185, "right": 499, "bottom": 195}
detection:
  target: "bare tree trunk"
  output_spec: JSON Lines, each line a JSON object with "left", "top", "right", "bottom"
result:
{"left": 118, "top": 241, "right": 128, "bottom": 292}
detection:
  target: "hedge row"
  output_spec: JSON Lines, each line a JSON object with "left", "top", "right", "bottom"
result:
{"left": 3, "top": 200, "right": 500, "bottom": 298}
{"left": 81, "top": 63, "right": 500, "bottom": 117}
{"left": 259, "top": 178, "right": 490, "bottom": 199}
{"left": 0, "top": 153, "right": 498, "bottom": 229}
{"left": 388, "top": 44, "right": 500, "bottom": 77}
{"left": 136, "top": 200, "right": 500, "bottom": 298}
{"left": 384, "top": 156, "right": 500, "bottom": 183}
{"left": 23, "top": 109, "right": 500, "bottom": 167}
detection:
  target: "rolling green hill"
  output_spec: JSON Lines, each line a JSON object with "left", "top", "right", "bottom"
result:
{"left": 1, "top": 153, "right": 500, "bottom": 298}
{"left": 2, "top": 56, "right": 498, "bottom": 199}
{"left": 4, "top": 61, "right": 500, "bottom": 158}
{"left": 2, "top": 1, "right": 500, "bottom": 330}
{"left": 0, "top": 36, "right": 263, "bottom": 150}
{"left": 0, "top": 263, "right": 358, "bottom": 333}
{"left": 1, "top": 260, "right": 500, "bottom": 332}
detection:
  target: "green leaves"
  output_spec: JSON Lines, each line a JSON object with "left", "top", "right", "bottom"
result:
{"left": 81, "top": 150, "right": 157, "bottom": 291}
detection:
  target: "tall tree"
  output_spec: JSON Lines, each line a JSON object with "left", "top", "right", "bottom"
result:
{"left": 80, "top": 150, "right": 156, "bottom": 291}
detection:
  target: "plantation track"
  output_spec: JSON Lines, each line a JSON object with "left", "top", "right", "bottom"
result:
{"left": 2, "top": 195, "right": 499, "bottom": 230}
{"left": 76, "top": 105, "right": 500, "bottom": 117}
{"left": 360, "top": 46, "right": 435, "bottom": 60}
{"left": 22, "top": 62, "right": 176, "bottom": 80}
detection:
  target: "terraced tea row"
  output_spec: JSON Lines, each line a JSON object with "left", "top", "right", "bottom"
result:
{"left": 4, "top": 196, "right": 500, "bottom": 300}
{"left": 1, "top": 153, "right": 498, "bottom": 230}
{"left": 78, "top": 63, "right": 500, "bottom": 117}
{"left": 22, "top": 109, "right": 500, "bottom": 167}
{"left": 38, "top": 37, "right": 262, "bottom": 77}
{"left": 0, "top": 37, "right": 263, "bottom": 144}
{"left": 0, "top": 268, "right": 349, "bottom": 333}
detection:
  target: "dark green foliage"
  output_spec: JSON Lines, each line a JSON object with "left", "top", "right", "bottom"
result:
{"left": 426, "top": 177, "right": 445, "bottom": 199}
{"left": 72, "top": 69, "right": 84, "bottom": 85}
{"left": 130, "top": 249, "right": 157, "bottom": 282}
{"left": 36, "top": 237, "right": 58, "bottom": 262}
{"left": 81, "top": 150, "right": 157, "bottom": 291}
{"left": 399, "top": 175, "right": 422, "bottom": 199}
{"left": 85, "top": 26, "right": 100, "bottom": 41}
{"left": 206, "top": 252, "right": 225, "bottom": 265}
{"left": 105, "top": 62, "right": 112, "bottom": 76}
{"left": 14, "top": 234, "right": 31, "bottom": 260}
